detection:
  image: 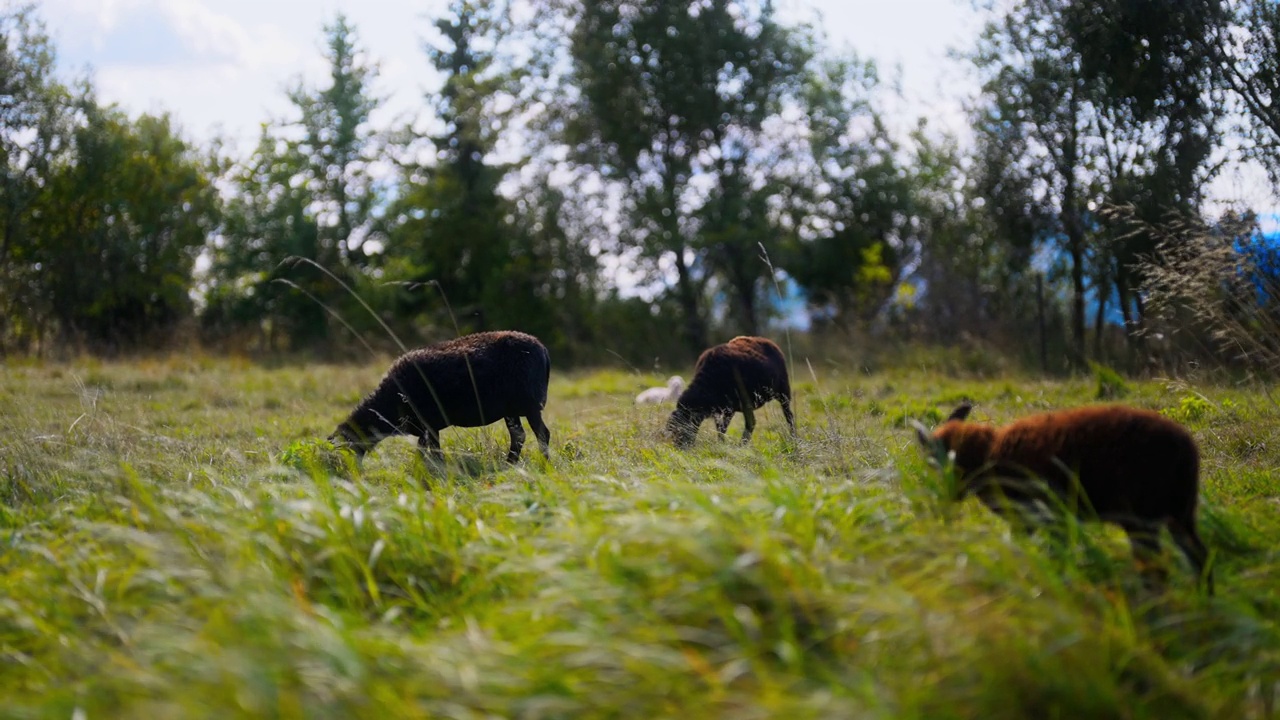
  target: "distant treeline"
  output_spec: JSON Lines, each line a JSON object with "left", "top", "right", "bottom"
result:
{"left": 4, "top": 1, "right": 1280, "bottom": 372}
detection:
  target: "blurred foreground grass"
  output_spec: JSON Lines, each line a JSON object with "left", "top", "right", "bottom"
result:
{"left": 1, "top": 354, "right": 1278, "bottom": 718}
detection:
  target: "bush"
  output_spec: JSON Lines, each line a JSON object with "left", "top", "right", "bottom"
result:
{"left": 1090, "top": 361, "right": 1129, "bottom": 400}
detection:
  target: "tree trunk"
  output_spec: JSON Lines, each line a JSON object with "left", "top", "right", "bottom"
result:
{"left": 710, "top": 132, "right": 756, "bottom": 339}
{"left": 1057, "top": 87, "right": 1087, "bottom": 370}
{"left": 737, "top": 274, "right": 758, "bottom": 336}
{"left": 671, "top": 246, "right": 707, "bottom": 352}
{"left": 1133, "top": 287, "right": 1146, "bottom": 329}
{"left": 1116, "top": 271, "right": 1144, "bottom": 361}
{"left": 1037, "top": 273, "right": 1048, "bottom": 373}
{"left": 662, "top": 143, "right": 706, "bottom": 353}
{"left": 1134, "top": 291, "right": 1146, "bottom": 338}
{"left": 1117, "top": 275, "right": 1132, "bottom": 333}
{"left": 1093, "top": 275, "right": 1107, "bottom": 362}
{"left": 1062, "top": 195, "right": 1087, "bottom": 369}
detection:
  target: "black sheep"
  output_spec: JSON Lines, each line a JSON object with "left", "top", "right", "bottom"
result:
{"left": 666, "top": 336, "right": 796, "bottom": 448}
{"left": 915, "top": 403, "right": 1212, "bottom": 593}
{"left": 331, "top": 331, "right": 551, "bottom": 463}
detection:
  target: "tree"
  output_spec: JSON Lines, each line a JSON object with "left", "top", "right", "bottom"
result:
{"left": 698, "top": 165, "right": 777, "bottom": 336}
{"left": 1063, "top": 0, "right": 1222, "bottom": 347}
{"left": 500, "top": 183, "right": 604, "bottom": 362}
{"left": 909, "top": 127, "right": 1010, "bottom": 344}
{"left": 0, "top": 4, "right": 70, "bottom": 351}
{"left": 288, "top": 14, "right": 383, "bottom": 271}
{"left": 1202, "top": 0, "right": 1280, "bottom": 189}
{"left": 381, "top": 0, "right": 519, "bottom": 335}
{"left": 2, "top": 4, "right": 218, "bottom": 352}
{"left": 777, "top": 55, "right": 915, "bottom": 330}
{"left": 205, "top": 14, "right": 383, "bottom": 351}
{"left": 971, "top": 0, "right": 1102, "bottom": 367}
{"left": 205, "top": 127, "right": 322, "bottom": 350}
{"left": 41, "top": 105, "right": 218, "bottom": 348}
{"left": 559, "top": 0, "right": 807, "bottom": 350}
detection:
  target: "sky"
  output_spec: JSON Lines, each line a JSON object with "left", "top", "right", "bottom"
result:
{"left": 32, "top": 0, "right": 1278, "bottom": 215}
{"left": 36, "top": 0, "right": 981, "bottom": 152}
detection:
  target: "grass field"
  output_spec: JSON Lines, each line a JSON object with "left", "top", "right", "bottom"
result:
{"left": 2, "top": 351, "right": 1279, "bottom": 718}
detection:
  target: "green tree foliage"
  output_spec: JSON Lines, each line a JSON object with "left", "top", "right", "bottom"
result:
{"left": 971, "top": 0, "right": 1098, "bottom": 367}
{"left": 9, "top": 0, "right": 1272, "bottom": 373}
{"left": 909, "top": 127, "right": 1017, "bottom": 343}
{"left": 39, "top": 104, "right": 218, "bottom": 349}
{"left": 1206, "top": 0, "right": 1280, "bottom": 188}
{"left": 1, "top": 4, "right": 217, "bottom": 352}
{"left": 777, "top": 56, "right": 914, "bottom": 330}
{"left": 560, "top": 0, "right": 808, "bottom": 349}
{"left": 698, "top": 169, "right": 777, "bottom": 336}
{"left": 1062, "top": 0, "right": 1221, "bottom": 348}
{"left": 501, "top": 184, "right": 606, "bottom": 363}
{"left": 381, "top": 0, "right": 520, "bottom": 336}
{"left": 0, "top": 4, "right": 70, "bottom": 350}
{"left": 969, "top": 0, "right": 1221, "bottom": 367}
{"left": 205, "top": 128, "right": 323, "bottom": 350}
{"left": 288, "top": 14, "right": 383, "bottom": 271}
{"left": 377, "top": 0, "right": 606, "bottom": 363}
{"left": 205, "top": 14, "right": 383, "bottom": 351}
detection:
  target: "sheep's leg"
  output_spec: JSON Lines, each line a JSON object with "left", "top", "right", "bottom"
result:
{"left": 418, "top": 428, "right": 443, "bottom": 463}
{"left": 527, "top": 410, "right": 551, "bottom": 459}
{"left": 740, "top": 406, "right": 756, "bottom": 444}
{"left": 980, "top": 485, "right": 1045, "bottom": 538}
{"left": 1168, "top": 516, "right": 1213, "bottom": 596}
{"left": 1122, "top": 521, "right": 1169, "bottom": 591}
{"left": 715, "top": 410, "right": 733, "bottom": 436}
{"left": 779, "top": 393, "right": 797, "bottom": 436}
{"left": 504, "top": 416, "right": 526, "bottom": 463}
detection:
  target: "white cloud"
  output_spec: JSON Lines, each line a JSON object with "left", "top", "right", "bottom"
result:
{"left": 40, "top": 0, "right": 978, "bottom": 148}
{"left": 45, "top": 0, "right": 296, "bottom": 67}
{"left": 34, "top": 0, "right": 1273, "bottom": 213}
{"left": 41, "top": 0, "right": 440, "bottom": 146}
{"left": 40, "top": 0, "right": 327, "bottom": 145}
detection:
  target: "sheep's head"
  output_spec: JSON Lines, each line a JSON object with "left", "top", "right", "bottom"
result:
{"left": 913, "top": 404, "right": 994, "bottom": 498}
{"left": 666, "top": 404, "right": 702, "bottom": 448}
{"left": 328, "top": 421, "right": 381, "bottom": 457}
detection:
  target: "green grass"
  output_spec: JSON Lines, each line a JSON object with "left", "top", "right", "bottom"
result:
{"left": 2, "top": 355, "right": 1279, "bottom": 718}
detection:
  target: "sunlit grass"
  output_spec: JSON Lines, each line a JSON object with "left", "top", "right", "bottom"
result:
{"left": 1, "top": 356, "right": 1278, "bottom": 717}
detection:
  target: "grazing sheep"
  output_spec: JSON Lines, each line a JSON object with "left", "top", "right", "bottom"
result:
{"left": 330, "top": 331, "right": 551, "bottom": 464}
{"left": 667, "top": 336, "right": 796, "bottom": 448}
{"left": 636, "top": 375, "right": 685, "bottom": 405}
{"left": 914, "top": 403, "right": 1212, "bottom": 593}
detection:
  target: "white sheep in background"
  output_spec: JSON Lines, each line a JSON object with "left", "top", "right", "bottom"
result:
{"left": 635, "top": 375, "right": 685, "bottom": 405}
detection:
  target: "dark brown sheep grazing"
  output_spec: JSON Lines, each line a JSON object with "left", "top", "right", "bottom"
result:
{"left": 331, "top": 331, "right": 551, "bottom": 464}
{"left": 667, "top": 336, "right": 796, "bottom": 448}
{"left": 915, "top": 403, "right": 1212, "bottom": 593}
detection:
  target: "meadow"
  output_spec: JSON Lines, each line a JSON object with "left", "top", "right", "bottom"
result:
{"left": 1, "top": 349, "right": 1278, "bottom": 719}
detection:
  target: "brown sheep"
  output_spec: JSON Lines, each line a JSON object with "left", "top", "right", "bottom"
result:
{"left": 667, "top": 336, "right": 796, "bottom": 448}
{"left": 914, "top": 403, "right": 1212, "bottom": 594}
{"left": 330, "top": 331, "right": 551, "bottom": 464}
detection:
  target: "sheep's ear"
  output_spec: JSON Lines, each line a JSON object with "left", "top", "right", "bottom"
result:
{"left": 910, "top": 419, "right": 948, "bottom": 468}
{"left": 910, "top": 419, "right": 934, "bottom": 450}
{"left": 946, "top": 403, "right": 973, "bottom": 423}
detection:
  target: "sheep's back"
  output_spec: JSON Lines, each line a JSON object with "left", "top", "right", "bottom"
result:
{"left": 685, "top": 337, "right": 789, "bottom": 409}
{"left": 379, "top": 332, "right": 550, "bottom": 429}
{"left": 990, "top": 406, "right": 1199, "bottom": 518}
